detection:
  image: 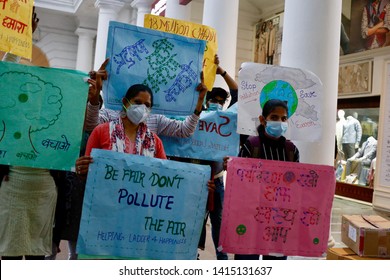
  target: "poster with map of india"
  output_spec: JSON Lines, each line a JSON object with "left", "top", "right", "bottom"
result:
{"left": 237, "top": 62, "right": 323, "bottom": 142}
{"left": 104, "top": 21, "right": 206, "bottom": 115}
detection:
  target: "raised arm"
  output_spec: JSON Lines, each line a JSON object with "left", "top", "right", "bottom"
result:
{"left": 84, "top": 58, "right": 109, "bottom": 132}
{"left": 214, "top": 54, "right": 238, "bottom": 107}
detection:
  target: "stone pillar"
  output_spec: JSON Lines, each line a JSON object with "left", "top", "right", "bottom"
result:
{"left": 281, "top": 0, "right": 342, "bottom": 248}
{"left": 202, "top": 0, "right": 239, "bottom": 88}
{"left": 281, "top": 0, "right": 342, "bottom": 167}
{"left": 75, "top": 28, "right": 96, "bottom": 72}
{"left": 166, "top": 0, "right": 191, "bottom": 20}
{"left": 117, "top": 0, "right": 135, "bottom": 24}
{"left": 94, "top": 0, "right": 124, "bottom": 69}
{"left": 131, "top": 0, "right": 154, "bottom": 27}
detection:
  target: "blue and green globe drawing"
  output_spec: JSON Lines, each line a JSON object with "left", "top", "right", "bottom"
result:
{"left": 260, "top": 80, "right": 298, "bottom": 117}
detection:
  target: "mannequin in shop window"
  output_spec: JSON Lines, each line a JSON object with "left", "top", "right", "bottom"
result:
{"left": 336, "top": 109, "right": 346, "bottom": 159}
{"left": 341, "top": 113, "right": 362, "bottom": 160}
{"left": 345, "top": 136, "right": 377, "bottom": 185}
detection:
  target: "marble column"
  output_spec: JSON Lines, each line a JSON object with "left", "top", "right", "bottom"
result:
{"left": 281, "top": 0, "right": 342, "bottom": 167}
{"left": 202, "top": 0, "right": 239, "bottom": 89}
{"left": 117, "top": 0, "right": 135, "bottom": 24}
{"left": 165, "top": 0, "right": 191, "bottom": 20}
{"left": 93, "top": 0, "right": 124, "bottom": 69}
{"left": 131, "top": 0, "right": 154, "bottom": 27}
{"left": 75, "top": 28, "right": 96, "bottom": 72}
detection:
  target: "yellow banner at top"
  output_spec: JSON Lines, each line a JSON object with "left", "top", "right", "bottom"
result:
{"left": 0, "top": 0, "right": 34, "bottom": 60}
{"left": 144, "top": 14, "right": 218, "bottom": 90}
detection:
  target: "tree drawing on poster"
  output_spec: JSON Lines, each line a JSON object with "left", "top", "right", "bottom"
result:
{"left": 104, "top": 21, "right": 206, "bottom": 115}
{"left": 77, "top": 149, "right": 210, "bottom": 260}
{"left": 237, "top": 62, "right": 323, "bottom": 142}
{"left": 0, "top": 61, "right": 88, "bottom": 170}
{"left": 219, "top": 157, "right": 335, "bottom": 257}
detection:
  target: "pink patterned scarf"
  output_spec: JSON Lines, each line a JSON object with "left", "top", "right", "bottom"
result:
{"left": 109, "top": 117, "right": 156, "bottom": 157}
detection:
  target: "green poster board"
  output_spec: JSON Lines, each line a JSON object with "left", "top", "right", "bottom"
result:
{"left": 0, "top": 61, "right": 88, "bottom": 170}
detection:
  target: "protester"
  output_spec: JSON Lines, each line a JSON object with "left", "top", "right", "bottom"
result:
{"left": 169, "top": 54, "right": 238, "bottom": 260}
{"left": 85, "top": 59, "right": 206, "bottom": 137}
{"left": 0, "top": 8, "right": 56, "bottom": 260}
{"left": 224, "top": 99, "right": 299, "bottom": 260}
{"left": 51, "top": 62, "right": 210, "bottom": 259}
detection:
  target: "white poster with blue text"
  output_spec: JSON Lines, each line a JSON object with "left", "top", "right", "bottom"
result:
{"left": 104, "top": 21, "right": 206, "bottom": 115}
{"left": 77, "top": 149, "right": 210, "bottom": 260}
{"left": 160, "top": 107, "right": 240, "bottom": 161}
{"left": 238, "top": 63, "right": 323, "bottom": 142}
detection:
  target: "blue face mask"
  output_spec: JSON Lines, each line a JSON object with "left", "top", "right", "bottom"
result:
{"left": 265, "top": 121, "right": 288, "bottom": 138}
{"left": 208, "top": 103, "right": 223, "bottom": 111}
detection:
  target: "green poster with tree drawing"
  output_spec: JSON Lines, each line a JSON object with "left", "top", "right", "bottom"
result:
{"left": 0, "top": 61, "right": 88, "bottom": 171}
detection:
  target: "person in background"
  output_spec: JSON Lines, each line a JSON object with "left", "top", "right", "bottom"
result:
{"left": 0, "top": 8, "right": 56, "bottom": 260}
{"left": 170, "top": 54, "right": 238, "bottom": 260}
{"left": 361, "top": 0, "right": 390, "bottom": 50}
{"left": 224, "top": 99, "right": 299, "bottom": 260}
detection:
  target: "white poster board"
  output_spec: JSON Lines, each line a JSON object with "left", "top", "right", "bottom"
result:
{"left": 238, "top": 63, "right": 323, "bottom": 142}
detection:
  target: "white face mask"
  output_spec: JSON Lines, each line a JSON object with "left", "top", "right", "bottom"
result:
{"left": 124, "top": 104, "right": 150, "bottom": 125}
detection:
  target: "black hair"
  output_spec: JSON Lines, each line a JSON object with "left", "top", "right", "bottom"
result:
{"left": 206, "top": 87, "right": 228, "bottom": 102}
{"left": 124, "top": 84, "right": 153, "bottom": 107}
{"left": 262, "top": 99, "right": 289, "bottom": 118}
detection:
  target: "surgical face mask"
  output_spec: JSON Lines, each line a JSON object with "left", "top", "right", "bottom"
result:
{"left": 123, "top": 103, "right": 150, "bottom": 125}
{"left": 265, "top": 121, "right": 288, "bottom": 138}
{"left": 208, "top": 103, "right": 223, "bottom": 111}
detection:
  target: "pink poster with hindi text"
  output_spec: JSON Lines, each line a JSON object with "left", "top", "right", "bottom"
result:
{"left": 219, "top": 157, "right": 336, "bottom": 257}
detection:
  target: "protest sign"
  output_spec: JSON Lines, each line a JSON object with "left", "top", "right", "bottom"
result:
{"left": 0, "top": 0, "right": 33, "bottom": 59}
{"left": 144, "top": 14, "right": 218, "bottom": 90}
{"left": 160, "top": 107, "right": 239, "bottom": 161}
{"left": 104, "top": 21, "right": 206, "bottom": 115}
{"left": 0, "top": 61, "right": 88, "bottom": 170}
{"left": 220, "top": 157, "right": 335, "bottom": 257}
{"left": 77, "top": 149, "right": 210, "bottom": 260}
{"left": 238, "top": 62, "right": 323, "bottom": 142}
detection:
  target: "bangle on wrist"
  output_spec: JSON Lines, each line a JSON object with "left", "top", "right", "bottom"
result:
{"left": 221, "top": 71, "right": 227, "bottom": 77}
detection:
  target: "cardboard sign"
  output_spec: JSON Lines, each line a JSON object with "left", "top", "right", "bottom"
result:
{"left": 104, "top": 21, "right": 206, "bottom": 115}
{"left": 238, "top": 62, "right": 323, "bottom": 142}
{"left": 77, "top": 149, "right": 210, "bottom": 260}
{"left": 220, "top": 157, "right": 335, "bottom": 257}
{"left": 0, "top": 61, "right": 88, "bottom": 170}
{"left": 144, "top": 14, "right": 218, "bottom": 90}
{"left": 160, "top": 107, "right": 239, "bottom": 161}
{"left": 0, "top": 0, "right": 33, "bottom": 59}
